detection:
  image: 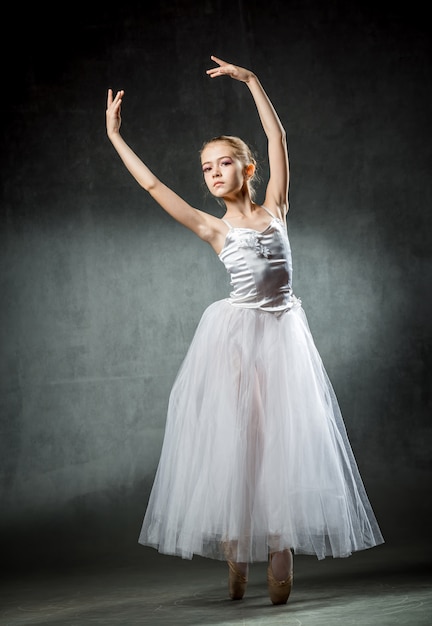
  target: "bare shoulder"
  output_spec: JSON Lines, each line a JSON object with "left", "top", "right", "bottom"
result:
{"left": 262, "top": 200, "right": 288, "bottom": 222}
{"left": 196, "top": 212, "right": 228, "bottom": 251}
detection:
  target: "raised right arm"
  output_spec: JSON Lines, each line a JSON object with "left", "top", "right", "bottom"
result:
{"left": 106, "top": 89, "right": 221, "bottom": 245}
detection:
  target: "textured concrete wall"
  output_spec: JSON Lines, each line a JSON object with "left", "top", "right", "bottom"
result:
{"left": 1, "top": 0, "right": 431, "bottom": 567}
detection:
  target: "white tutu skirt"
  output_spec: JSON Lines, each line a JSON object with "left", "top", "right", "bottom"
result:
{"left": 139, "top": 299, "right": 384, "bottom": 562}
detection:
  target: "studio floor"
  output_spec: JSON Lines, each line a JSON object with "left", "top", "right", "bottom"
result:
{"left": 1, "top": 542, "right": 431, "bottom": 626}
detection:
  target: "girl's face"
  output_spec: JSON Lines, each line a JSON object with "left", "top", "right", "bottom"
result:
{"left": 201, "top": 142, "right": 246, "bottom": 198}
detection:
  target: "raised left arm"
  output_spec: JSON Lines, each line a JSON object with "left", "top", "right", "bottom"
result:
{"left": 207, "top": 55, "right": 289, "bottom": 217}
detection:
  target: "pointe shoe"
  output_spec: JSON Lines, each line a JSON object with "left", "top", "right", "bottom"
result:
{"left": 227, "top": 560, "right": 248, "bottom": 600}
{"left": 267, "top": 553, "right": 293, "bottom": 605}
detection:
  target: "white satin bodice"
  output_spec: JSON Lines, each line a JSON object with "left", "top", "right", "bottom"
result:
{"left": 218, "top": 208, "right": 297, "bottom": 313}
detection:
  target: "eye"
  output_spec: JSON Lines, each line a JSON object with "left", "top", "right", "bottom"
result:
{"left": 221, "top": 159, "right": 232, "bottom": 167}
{"left": 202, "top": 166, "right": 211, "bottom": 173}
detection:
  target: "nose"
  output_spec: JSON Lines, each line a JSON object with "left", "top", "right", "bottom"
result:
{"left": 212, "top": 167, "right": 221, "bottom": 177}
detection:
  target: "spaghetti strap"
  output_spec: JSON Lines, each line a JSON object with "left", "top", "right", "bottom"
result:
{"left": 221, "top": 218, "right": 232, "bottom": 228}
{"left": 261, "top": 205, "right": 276, "bottom": 218}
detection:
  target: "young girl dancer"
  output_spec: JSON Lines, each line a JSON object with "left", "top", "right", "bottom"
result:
{"left": 106, "top": 55, "right": 384, "bottom": 605}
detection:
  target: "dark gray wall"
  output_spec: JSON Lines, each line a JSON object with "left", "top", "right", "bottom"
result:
{"left": 1, "top": 0, "right": 431, "bottom": 569}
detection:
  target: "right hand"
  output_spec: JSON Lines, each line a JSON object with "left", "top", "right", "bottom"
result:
{"left": 106, "top": 89, "right": 124, "bottom": 137}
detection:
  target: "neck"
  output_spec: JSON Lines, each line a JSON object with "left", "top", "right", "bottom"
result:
{"left": 223, "top": 196, "right": 256, "bottom": 219}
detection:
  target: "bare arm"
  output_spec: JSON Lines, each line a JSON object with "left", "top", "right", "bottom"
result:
{"left": 106, "top": 89, "right": 221, "bottom": 243}
{"left": 207, "top": 56, "right": 289, "bottom": 217}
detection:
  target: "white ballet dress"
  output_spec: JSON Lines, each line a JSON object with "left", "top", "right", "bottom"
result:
{"left": 139, "top": 206, "right": 384, "bottom": 562}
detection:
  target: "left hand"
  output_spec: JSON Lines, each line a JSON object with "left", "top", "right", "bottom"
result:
{"left": 206, "top": 55, "right": 254, "bottom": 83}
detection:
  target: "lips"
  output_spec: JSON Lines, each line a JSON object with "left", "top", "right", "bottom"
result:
{"left": 213, "top": 181, "right": 223, "bottom": 188}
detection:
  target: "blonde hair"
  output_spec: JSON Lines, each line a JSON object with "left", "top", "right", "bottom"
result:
{"left": 200, "top": 135, "right": 259, "bottom": 199}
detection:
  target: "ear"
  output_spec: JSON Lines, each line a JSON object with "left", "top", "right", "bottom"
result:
{"left": 245, "top": 163, "right": 255, "bottom": 180}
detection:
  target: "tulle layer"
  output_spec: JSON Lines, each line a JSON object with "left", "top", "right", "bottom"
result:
{"left": 139, "top": 299, "right": 384, "bottom": 562}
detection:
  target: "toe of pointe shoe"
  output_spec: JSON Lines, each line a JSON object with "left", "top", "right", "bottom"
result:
{"left": 227, "top": 561, "right": 248, "bottom": 600}
{"left": 267, "top": 565, "right": 293, "bottom": 605}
